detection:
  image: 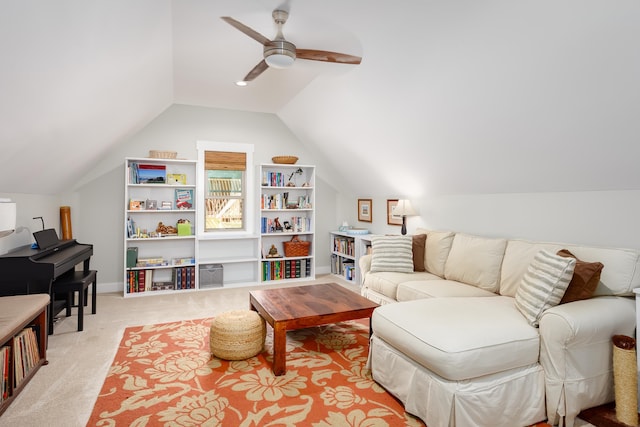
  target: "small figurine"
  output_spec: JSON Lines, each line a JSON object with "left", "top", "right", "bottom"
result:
{"left": 266, "top": 244, "right": 282, "bottom": 258}
{"left": 274, "top": 217, "right": 283, "bottom": 231}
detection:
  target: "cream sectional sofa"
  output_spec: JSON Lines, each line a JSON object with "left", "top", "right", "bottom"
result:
{"left": 360, "top": 229, "right": 639, "bottom": 427}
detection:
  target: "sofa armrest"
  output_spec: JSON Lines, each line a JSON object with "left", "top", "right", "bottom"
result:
{"left": 539, "top": 296, "right": 635, "bottom": 427}
{"left": 359, "top": 254, "right": 372, "bottom": 279}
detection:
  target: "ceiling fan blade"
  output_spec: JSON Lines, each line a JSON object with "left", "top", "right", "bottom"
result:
{"left": 221, "top": 16, "right": 270, "bottom": 46}
{"left": 243, "top": 60, "right": 269, "bottom": 82}
{"left": 296, "top": 49, "right": 362, "bottom": 65}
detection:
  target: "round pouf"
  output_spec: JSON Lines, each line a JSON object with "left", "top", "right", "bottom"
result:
{"left": 209, "top": 310, "right": 266, "bottom": 360}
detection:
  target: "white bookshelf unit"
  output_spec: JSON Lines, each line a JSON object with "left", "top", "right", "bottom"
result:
{"left": 259, "top": 163, "right": 315, "bottom": 283}
{"left": 124, "top": 158, "right": 197, "bottom": 296}
{"left": 330, "top": 231, "right": 372, "bottom": 284}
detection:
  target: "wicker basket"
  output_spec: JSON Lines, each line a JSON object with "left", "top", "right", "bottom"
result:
{"left": 149, "top": 150, "right": 177, "bottom": 159}
{"left": 272, "top": 156, "right": 298, "bottom": 164}
{"left": 612, "top": 335, "right": 638, "bottom": 426}
{"left": 209, "top": 310, "right": 266, "bottom": 360}
{"left": 283, "top": 235, "right": 310, "bottom": 257}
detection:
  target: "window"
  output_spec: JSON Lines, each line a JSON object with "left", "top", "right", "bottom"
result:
{"left": 197, "top": 142, "right": 254, "bottom": 235}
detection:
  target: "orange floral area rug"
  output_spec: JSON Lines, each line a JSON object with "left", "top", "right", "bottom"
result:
{"left": 87, "top": 318, "right": 426, "bottom": 426}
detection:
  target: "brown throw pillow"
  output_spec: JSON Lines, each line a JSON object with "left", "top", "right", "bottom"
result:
{"left": 412, "top": 234, "right": 427, "bottom": 272}
{"left": 556, "top": 249, "right": 604, "bottom": 304}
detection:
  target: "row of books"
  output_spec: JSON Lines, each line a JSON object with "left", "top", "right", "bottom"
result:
{"left": 330, "top": 254, "right": 356, "bottom": 281}
{"left": 262, "top": 171, "right": 288, "bottom": 187}
{"left": 261, "top": 194, "right": 312, "bottom": 210}
{"left": 128, "top": 163, "right": 167, "bottom": 184}
{"left": 261, "top": 259, "right": 312, "bottom": 281}
{"left": 126, "top": 267, "right": 197, "bottom": 293}
{"left": 1, "top": 327, "right": 41, "bottom": 401}
{"left": 333, "top": 236, "right": 355, "bottom": 257}
{"left": 261, "top": 217, "right": 311, "bottom": 234}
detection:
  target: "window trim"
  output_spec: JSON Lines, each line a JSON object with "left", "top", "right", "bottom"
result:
{"left": 196, "top": 141, "right": 255, "bottom": 238}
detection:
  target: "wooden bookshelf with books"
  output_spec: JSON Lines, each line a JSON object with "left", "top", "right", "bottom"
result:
{"left": 0, "top": 295, "right": 48, "bottom": 416}
{"left": 124, "top": 158, "right": 197, "bottom": 297}
{"left": 259, "top": 163, "right": 315, "bottom": 283}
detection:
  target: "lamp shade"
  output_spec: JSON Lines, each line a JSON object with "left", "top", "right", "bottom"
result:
{"left": 393, "top": 199, "right": 417, "bottom": 217}
{"left": 0, "top": 201, "right": 16, "bottom": 238}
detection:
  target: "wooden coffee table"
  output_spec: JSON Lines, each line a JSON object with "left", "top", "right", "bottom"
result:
{"left": 249, "top": 282, "right": 379, "bottom": 376}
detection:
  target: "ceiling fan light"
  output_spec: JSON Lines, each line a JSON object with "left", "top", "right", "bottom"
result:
{"left": 264, "top": 40, "right": 296, "bottom": 69}
{"left": 235, "top": 80, "right": 248, "bottom": 86}
{"left": 265, "top": 53, "right": 295, "bottom": 68}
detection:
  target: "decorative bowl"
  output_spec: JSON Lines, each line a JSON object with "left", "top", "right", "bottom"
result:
{"left": 272, "top": 156, "right": 298, "bottom": 164}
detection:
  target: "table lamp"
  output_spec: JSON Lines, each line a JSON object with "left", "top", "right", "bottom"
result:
{"left": 393, "top": 199, "right": 417, "bottom": 235}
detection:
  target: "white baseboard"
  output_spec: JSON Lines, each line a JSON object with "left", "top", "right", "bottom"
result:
{"left": 96, "top": 281, "right": 122, "bottom": 294}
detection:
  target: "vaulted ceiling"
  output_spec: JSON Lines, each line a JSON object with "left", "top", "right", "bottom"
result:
{"left": 1, "top": 1, "right": 639, "bottom": 196}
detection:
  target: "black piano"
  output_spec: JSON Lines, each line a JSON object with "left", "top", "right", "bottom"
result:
{"left": 0, "top": 239, "right": 93, "bottom": 336}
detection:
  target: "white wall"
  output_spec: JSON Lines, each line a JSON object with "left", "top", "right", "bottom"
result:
{"left": 73, "top": 104, "right": 339, "bottom": 291}
{"left": 338, "top": 190, "right": 640, "bottom": 251}
{"left": 0, "top": 192, "right": 64, "bottom": 255}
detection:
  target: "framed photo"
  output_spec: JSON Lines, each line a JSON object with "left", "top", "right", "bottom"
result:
{"left": 387, "top": 199, "right": 402, "bottom": 226}
{"left": 358, "top": 199, "right": 372, "bottom": 222}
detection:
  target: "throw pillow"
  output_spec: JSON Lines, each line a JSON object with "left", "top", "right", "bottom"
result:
{"left": 370, "top": 235, "right": 414, "bottom": 273}
{"left": 515, "top": 250, "right": 576, "bottom": 327}
{"left": 556, "top": 249, "right": 604, "bottom": 304}
{"left": 412, "top": 234, "right": 427, "bottom": 272}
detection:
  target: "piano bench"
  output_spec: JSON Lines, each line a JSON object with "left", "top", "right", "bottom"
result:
{"left": 51, "top": 270, "right": 97, "bottom": 333}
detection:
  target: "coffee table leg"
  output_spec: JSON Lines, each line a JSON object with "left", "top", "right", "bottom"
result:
{"left": 272, "top": 322, "right": 287, "bottom": 376}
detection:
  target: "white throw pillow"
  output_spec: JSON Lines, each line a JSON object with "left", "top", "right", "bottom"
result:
{"left": 515, "top": 250, "right": 576, "bottom": 327}
{"left": 370, "top": 235, "right": 414, "bottom": 273}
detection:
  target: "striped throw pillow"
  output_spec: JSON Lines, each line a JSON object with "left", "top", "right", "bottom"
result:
{"left": 515, "top": 250, "right": 576, "bottom": 327}
{"left": 370, "top": 235, "right": 414, "bottom": 273}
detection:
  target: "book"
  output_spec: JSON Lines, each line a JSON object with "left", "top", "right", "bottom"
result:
{"left": 167, "top": 173, "right": 187, "bottom": 185}
{"left": 126, "top": 247, "right": 138, "bottom": 268}
{"left": 175, "top": 189, "right": 193, "bottom": 210}
{"left": 137, "top": 164, "right": 166, "bottom": 184}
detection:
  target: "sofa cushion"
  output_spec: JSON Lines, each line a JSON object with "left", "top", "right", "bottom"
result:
{"left": 372, "top": 296, "right": 540, "bottom": 381}
{"left": 500, "top": 240, "right": 562, "bottom": 297}
{"left": 370, "top": 235, "right": 414, "bottom": 273}
{"left": 515, "top": 250, "right": 576, "bottom": 327}
{"left": 443, "top": 233, "right": 507, "bottom": 292}
{"left": 365, "top": 272, "right": 440, "bottom": 300}
{"left": 416, "top": 228, "right": 454, "bottom": 278}
{"left": 412, "top": 233, "right": 427, "bottom": 272}
{"left": 396, "top": 280, "right": 497, "bottom": 301}
{"left": 557, "top": 249, "right": 604, "bottom": 304}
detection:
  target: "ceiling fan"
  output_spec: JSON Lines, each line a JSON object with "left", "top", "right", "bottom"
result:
{"left": 221, "top": 9, "right": 362, "bottom": 84}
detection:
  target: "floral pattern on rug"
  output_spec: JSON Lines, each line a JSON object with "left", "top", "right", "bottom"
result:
{"left": 87, "top": 318, "right": 425, "bottom": 426}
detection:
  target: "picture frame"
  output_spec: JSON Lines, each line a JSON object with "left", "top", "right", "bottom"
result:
{"left": 387, "top": 199, "right": 402, "bottom": 226}
{"left": 358, "top": 199, "right": 372, "bottom": 222}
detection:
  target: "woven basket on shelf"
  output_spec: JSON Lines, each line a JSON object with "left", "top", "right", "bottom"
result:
{"left": 283, "top": 235, "right": 310, "bottom": 257}
{"left": 272, "top": 156, "right": 298, "bottom": 164}
{"left": 149, "top": 150, "right": 177, "bottom": 159}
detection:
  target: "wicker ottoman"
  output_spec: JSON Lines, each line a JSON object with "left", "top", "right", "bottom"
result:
{"left": 209, "top": 310, "right": 266, "bottom": 360}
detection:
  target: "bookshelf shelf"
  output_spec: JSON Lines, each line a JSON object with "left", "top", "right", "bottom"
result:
{"left": 259, "top": 163, "right": 315, "bottom": 283}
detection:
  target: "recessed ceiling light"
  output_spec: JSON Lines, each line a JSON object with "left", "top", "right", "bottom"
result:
{"left": 235, "top": 81, "right": 248, "bottom": 87}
